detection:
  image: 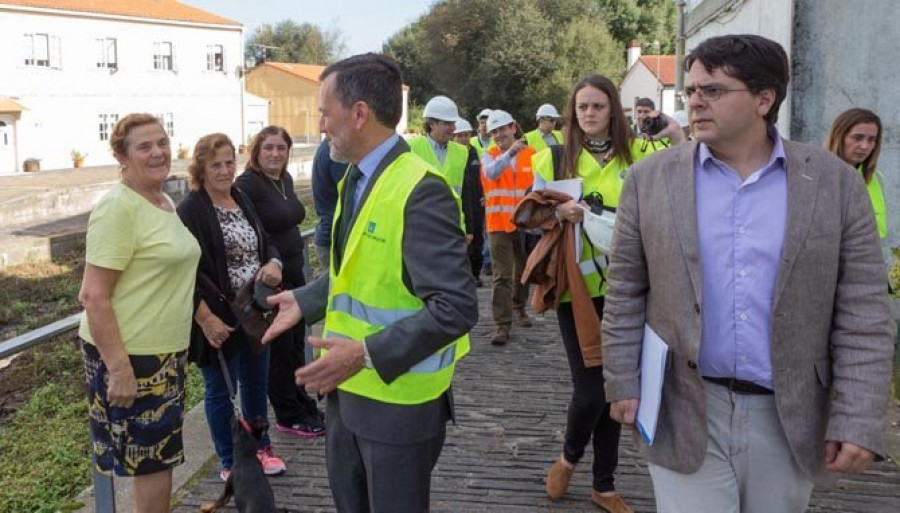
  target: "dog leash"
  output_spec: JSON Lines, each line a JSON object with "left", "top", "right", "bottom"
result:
{"left": 217, "top": 349, "right": 243, "bottom": 420}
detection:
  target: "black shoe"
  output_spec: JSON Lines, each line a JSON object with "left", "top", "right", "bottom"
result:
{"left": 276, "top": 414, "right": 325, "bottom": 437}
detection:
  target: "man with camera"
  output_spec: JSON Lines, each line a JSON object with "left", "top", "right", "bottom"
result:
{"left": 632, "top": 97, "right": 655, "bottom": 135}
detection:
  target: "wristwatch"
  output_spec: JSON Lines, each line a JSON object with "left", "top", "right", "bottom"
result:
{"left": 362, "top": 341, "right": 374, "bottom": 369}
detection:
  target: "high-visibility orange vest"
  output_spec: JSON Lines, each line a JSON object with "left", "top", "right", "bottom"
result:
{"left": 481, "top": 145, "right": 535, "bottom": 233}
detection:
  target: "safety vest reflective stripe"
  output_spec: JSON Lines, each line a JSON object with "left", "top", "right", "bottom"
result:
{"left": 327, "top": 328, "right": 457, "bottom": 375}
{"left": 485, "top": 205, "right": 517, "bottom": 214}
{"left": 409, "top": 345, "right": 456, "bottom": 373}
{"left": 330, "top": 293, "right": 418, "bottom": 326}
{"left": 578, "top": 255, "right": 607, "bottom": 275}
{"left": 484, "top": 188, "right": 530, "bottom": 198}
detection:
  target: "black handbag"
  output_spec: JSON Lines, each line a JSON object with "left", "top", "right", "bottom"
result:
{"left": 200, "top": 274, "right": 277, "bottom": 354}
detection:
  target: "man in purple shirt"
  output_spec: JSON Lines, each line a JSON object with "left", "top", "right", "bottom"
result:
{"left": 602, "top": 35, "right": 894, "bottom": 513}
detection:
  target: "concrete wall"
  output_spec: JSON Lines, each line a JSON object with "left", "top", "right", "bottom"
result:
{"left": 792, "top": 0, "right": 900, "bottom": 250}
{"left": 0, "top": 7, "right": 243, "bottom": 173}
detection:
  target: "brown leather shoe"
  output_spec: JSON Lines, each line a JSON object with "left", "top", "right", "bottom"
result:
{"left": 590, "top": 491, "right": 634, "bottom": 513}
{"left": 516, "top": 310, "right": 533, "bottom": 327}
{"left": 490, "top": 326, "right": 510, "bottom": 346}
{"left": 545, "top": 456, "right": 575, "bottom": 500}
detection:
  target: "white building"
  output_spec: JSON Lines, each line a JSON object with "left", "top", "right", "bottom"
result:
{"left": 0, "top": 0, "right": 244, "bottom": 175}
{"left": 619, "top": 40, "right": 677, "bottom": 121}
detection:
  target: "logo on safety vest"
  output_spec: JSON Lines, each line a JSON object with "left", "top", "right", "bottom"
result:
{"left": 363, "top": 220, "right": 385, "bottom": 243}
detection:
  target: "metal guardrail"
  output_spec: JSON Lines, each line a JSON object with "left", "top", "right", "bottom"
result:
{"left": 1, "top": 227, "right": 317, "bottom": 512}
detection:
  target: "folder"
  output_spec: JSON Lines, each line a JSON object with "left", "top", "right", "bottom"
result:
{"left": 636, "top": 323, "right": 668, "bottom": 446}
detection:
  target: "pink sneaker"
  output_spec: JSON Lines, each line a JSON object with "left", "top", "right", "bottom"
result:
{"left": 219, "top": 469, "right": 231, "bottom": 482}
{"left": 256, "top": 446, "right": 286, "bottom": 475}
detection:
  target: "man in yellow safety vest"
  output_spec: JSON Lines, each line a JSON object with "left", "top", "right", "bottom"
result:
{"left": 263, "top": 53, "right": 477, "bottom": 512}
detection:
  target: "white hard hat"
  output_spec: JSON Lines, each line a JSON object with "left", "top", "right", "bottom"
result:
{"left": 477, "top": 108, "right": 493, "bottom": 120}
{"left": 486, "top": 110, "right": 515, "bottom": 133}
{"left": 672, "top": 110, "right": 689, "bottom": 128}
{"left": 454, "top": 118, "right": 474, "bottom": 134}
{"left": 536, "top": 104, "right": 561, "bottom": 119}
{"left": 423, "top": 95, "right": 459, "bottom": 122}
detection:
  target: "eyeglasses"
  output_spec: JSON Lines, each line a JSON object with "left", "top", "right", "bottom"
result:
{"left": 679, "top": 85, "right": 752, "bottom": 102}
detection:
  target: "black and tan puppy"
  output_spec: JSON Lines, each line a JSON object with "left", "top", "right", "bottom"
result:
{"left": 200, "top": 417, "right": 277, "bottom": 513}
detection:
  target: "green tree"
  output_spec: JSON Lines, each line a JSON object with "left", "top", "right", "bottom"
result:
{"left": 382, "top": 20, "right": 434, "bottom": 107}
{"left": 246, "top": 20, "right": 346, "bottom": 64}
{"left": 383, "top": 0, "right": 672, "bottom": 131}
{"left": 596, "top": 0, "right": 676, "bottom": 53}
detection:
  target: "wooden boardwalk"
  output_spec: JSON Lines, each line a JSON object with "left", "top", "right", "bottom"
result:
{"left": 174, "top": 288, "right": 900, "bottom": 512}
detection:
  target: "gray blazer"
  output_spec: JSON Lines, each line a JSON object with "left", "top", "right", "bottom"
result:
{"left": 601, "top": 139, "right": 895, "bottom": 484}
{"left": 294, "top": 138, "right": 478, "bottom": 445}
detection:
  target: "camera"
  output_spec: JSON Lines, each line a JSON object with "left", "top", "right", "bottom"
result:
{"left": 641, "top": 114, "right": 667, "bottom": 137}
{"left": 583, "top": 192, "right": 604, "bottom": 216}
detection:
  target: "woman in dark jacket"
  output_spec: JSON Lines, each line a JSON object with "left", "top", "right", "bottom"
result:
{"left": 234, "top": 126, "right": 325, "bottom": 436}
{"left": 177, "top": 133, "right": 286, "bottom": 481}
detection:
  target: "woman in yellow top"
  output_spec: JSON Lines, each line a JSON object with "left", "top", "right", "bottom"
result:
{"left": 78, "top": 113, "right": 201, "bottom": 513}
{"left": 825, "top": 108, "right": 887, "bottom": 239}
{"left": 534, "top": 74, "right": 683, "bottom": 513}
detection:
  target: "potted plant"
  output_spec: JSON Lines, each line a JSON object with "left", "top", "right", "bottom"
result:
{"left": 71, "top": 150, "right": 87, "bottom": 168}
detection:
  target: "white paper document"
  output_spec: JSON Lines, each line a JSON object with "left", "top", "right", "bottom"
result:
{"left": 545, "top": 178, "right": 582, "bottom": 200}
{"left": 636, "top": 323, "right": 669, "bottom": 446}
{"left": 545, "top": 178, "right": 584, "bottom": 259}
{"left": 581, "top": 209, "right": 616, "bottom": 254}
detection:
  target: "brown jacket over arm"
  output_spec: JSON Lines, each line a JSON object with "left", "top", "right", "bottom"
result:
{"left": 515, "top": 189, "right": 603, "bottom": 367}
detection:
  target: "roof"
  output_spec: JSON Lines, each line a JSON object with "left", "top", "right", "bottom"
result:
{"left": 637, "top": 55, "right": 676, "bottom": 86}
{"left": 0, "top": 0, "right": 240, "bottom": 26}
{"left": 262, "top": 62, "right": 327, "bottom": 84}
{"left": 0, "top": 97, "right": 27, "bottom": 113}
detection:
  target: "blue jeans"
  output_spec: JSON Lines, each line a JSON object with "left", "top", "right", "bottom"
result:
{"left": 200, "top": 343, "right": 271, "bottom": 469}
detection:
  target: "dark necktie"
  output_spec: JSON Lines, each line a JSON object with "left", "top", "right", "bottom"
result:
{"left": 336, "top": 165, "right": 362, "bottom": 264}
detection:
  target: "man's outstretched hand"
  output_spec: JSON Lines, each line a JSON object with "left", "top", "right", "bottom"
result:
{"left": 261, "top": 291, "right": 302, "bottom": 344}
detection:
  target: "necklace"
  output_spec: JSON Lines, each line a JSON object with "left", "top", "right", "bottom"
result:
{"left": 266, "top": 173, "right": 287, "bottom": 200}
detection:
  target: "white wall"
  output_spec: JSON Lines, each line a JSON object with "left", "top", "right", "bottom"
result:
{"left": 619, "top": 63, "right": 676, "bottom": 118}
{"left": 0, "top": 8, "right": 243, "bottom": 173}
{"left": 685, "top": 0, "right": 794, "bottom": 135}
{"left": 243, "top": 92, "right": 269, "bottom": 146}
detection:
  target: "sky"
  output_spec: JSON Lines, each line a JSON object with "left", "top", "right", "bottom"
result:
{"left": 186, "top": 0, "right": 434, "bottom": 56}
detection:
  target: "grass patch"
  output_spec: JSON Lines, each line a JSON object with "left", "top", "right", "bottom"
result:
{"left": 0, "top": 339, "right": 89, "bottom": 513}
{"left": 0, "top": 336, "right": 206, "bottom": 513}
{"left": 0, "top": 251, "right": 84, "bottom": 337}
